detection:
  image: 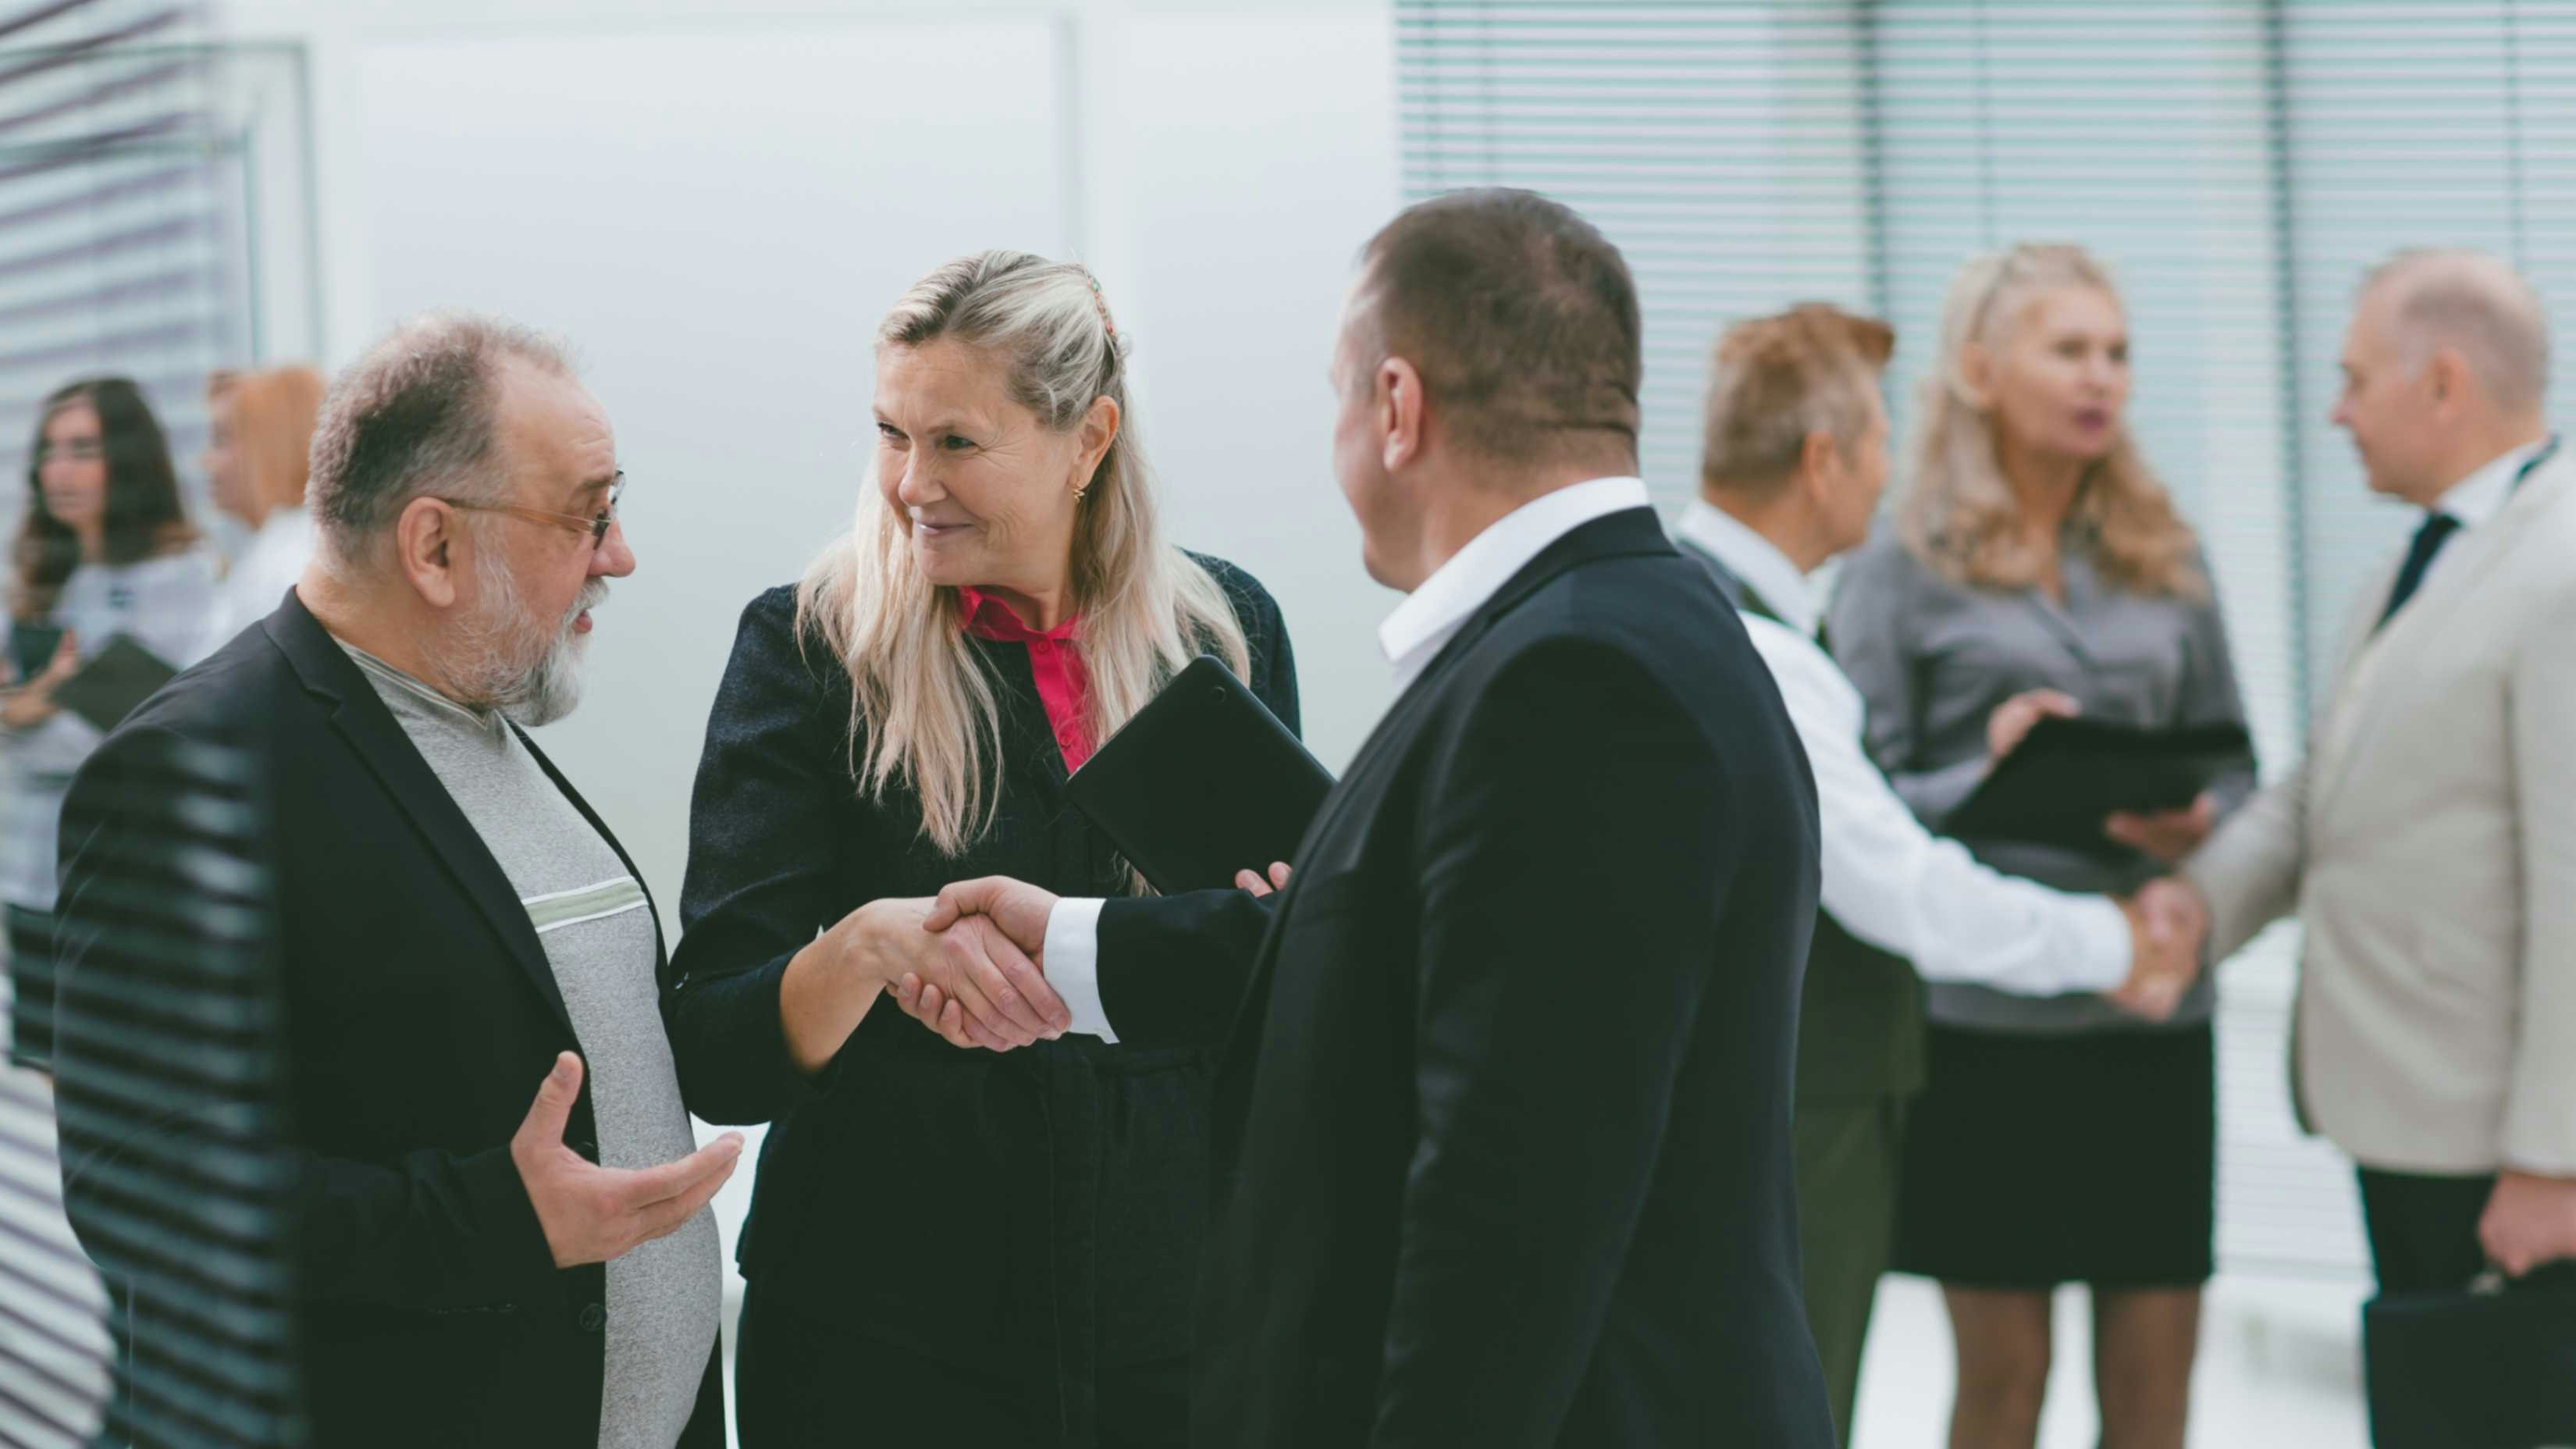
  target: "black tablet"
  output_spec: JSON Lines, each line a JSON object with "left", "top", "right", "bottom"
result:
{"left": 1944, "top": 716, "right": 2253, "bottom": 853}
{"left": 1065, "top": 654, "right": 1336, "bottom": 895}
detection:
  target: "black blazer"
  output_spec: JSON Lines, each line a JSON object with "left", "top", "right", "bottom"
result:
{"left": 51, "top": 593, "right": 722, "bottom": 1449}
{"left": 1092, "top": 510, "right": 1836, "bottom": 1447}
{"left": 661, "top": 560, "right": 1293, "bottom": 1426}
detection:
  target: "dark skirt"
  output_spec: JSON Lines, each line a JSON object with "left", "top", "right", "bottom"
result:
{"left": 5, "top": 906, "right": 54, "bottom": 1070}
{"left": 1891, "top": 1020, "right": 2215, "bottom": 1290}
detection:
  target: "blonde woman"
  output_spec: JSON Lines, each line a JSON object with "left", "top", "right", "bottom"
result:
{"left": 203, "top": 365, "right": 326, "bottom": 643}
{"left": 1827, "top": 245, "right": 2254, "bottom": 1449}
{"left": 664, "top": 251, "right": 1296, "bottom": 1447}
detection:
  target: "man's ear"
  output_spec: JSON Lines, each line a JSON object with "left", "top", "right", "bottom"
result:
{"left": 2424, "top": 344, "right": 2471, "bottom": 415}
{"left": 1798, "top": 429, "right": 1845, "bottom": 506}
{"left": 1379, "top": 356, "right": 1427, "bottom": 473}
{"left": 393, "top": 496, "right": 464, "bottom": 610}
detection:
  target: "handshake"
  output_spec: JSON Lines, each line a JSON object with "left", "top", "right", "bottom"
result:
{"left": 845, "top": 865, "right": 1295, "bottom": 1053}
{"left": 2105, "top": 877, "right": 2208, "bottom": 1021}
{"left": 854, "top": 863, "right": 2202, "bottom": 1047}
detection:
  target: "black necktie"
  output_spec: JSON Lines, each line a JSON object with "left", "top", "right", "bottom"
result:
{"left": 2376, "top": 511, "right": 2460, "bottom": 629}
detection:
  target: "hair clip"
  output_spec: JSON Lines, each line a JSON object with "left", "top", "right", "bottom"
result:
{"left": 1083, "top": 270, "right": 1117, "bottom": 342}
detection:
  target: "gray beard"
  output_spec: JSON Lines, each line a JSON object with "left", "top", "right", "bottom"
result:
{"left": 432, "top": 569, "right": 603, "bottom": 728}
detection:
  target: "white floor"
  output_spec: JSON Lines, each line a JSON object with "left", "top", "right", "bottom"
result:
{"left": 1852, "top": 1272, "right": 2371, "bottom": 1447}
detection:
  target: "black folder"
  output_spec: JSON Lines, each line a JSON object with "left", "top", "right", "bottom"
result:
{"left": 52, "top": 633, "right": 179, "bottom": 735}
{"left": 1065, "top": 654, "right": 1336, "bottom": 895}
{"left": 1944, "top": 716, "right": 2251, "bottom": 853}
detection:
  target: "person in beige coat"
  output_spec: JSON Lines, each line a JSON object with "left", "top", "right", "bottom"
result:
{"left": 2181, "top": 248, "right": 2576, "bottom": 1298}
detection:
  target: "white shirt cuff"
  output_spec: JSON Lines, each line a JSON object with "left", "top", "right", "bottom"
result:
{"left": 2071, "top": 895, "right": 2133, "bottom": 993}
{"left": 1044, "top": 896, "right": 1117, "bottom": 1043}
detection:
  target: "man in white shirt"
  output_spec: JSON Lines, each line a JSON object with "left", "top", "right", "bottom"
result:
{"left": 2181, "top": 251, "right": 2576, "bottom": 1313}
{"left": 1673, "top": 303, "right": 2203, "bottom": 1443}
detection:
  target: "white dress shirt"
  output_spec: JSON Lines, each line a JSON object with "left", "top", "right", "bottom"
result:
{"left": 2431, "top": 435, "right": 2552, "bottom": 532}
{"left": 212, "top": 506, "right": 315, "bottom": 647}
{"left": 1673, "top": 500, "right": 2130, "bottom": 995}
{"left": 1044, "top": 476, "right": 1655, "bottom": 1041}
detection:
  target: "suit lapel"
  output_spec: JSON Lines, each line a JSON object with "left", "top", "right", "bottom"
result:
{"left": 263, "top": 596, "right": 576, "bottom": 1035}
{"left": 2313, "top": 457, "right": 2574, "bottom": 815}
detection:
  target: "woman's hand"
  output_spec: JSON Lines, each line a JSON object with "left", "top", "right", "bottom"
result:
{"left": 780, "top": 893, "right": 1063, "bottom": 1071}
{"left": 865, "top": 892, "right": 1065, "bottom": 1047}
{"left": 1986, "top": 688, "right": 2080, "bottom": 761}
{"left": 0, "top": 632, "right": 77, "bottom": 731}
{"left": 2105, "top": 792, "right": 2218, "bottom": 864}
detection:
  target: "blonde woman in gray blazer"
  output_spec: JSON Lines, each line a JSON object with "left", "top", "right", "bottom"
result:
{"left": 2185, "top": 250, "right": 2576, "bottom": 1308}
{"left": 1829, "top": 244, "right": 2254, "bottom": 1449}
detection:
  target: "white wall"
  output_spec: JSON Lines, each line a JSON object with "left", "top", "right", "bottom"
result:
{"left": 219, "top": 0, "right": 1401, "bottom": 928}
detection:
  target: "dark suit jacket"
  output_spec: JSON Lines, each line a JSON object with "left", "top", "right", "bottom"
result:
{"left": 661, "top": 560, "right": 1293, "bottom": 1440}
{"left": 1091, "top": 509, "right": 1837, "bottom": 1447}
{"left": 51, "top": 592, "right": 722, "bottom": 1448}
{"left": 1677, "top": 535, "right": 1925, "bottom": 1105}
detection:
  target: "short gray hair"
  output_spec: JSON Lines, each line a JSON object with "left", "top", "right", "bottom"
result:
{"left": 307, "top": 311, "right": 575, "bottom": 567}
{"left": 2362, "top": 248, "right": 2551, "bottom": 411}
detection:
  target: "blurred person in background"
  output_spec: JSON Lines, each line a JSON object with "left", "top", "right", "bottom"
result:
{"left": 0, "top": 377, "right": 216, "bottom": 1073}
{"left": 662, "top": 251, "right": 1296, "bottom": 1448}
{"left": 1827, "top": 244, "right": 2257, "bottom": 1449}
{"left": 204, "top": 365, "right": 326, "bottom": 644}
{"left": 2180, "top": 251, "right": 2576, "bottom": 1315}
{"left": 55, "top": 314, "right": 743, "bottom": 1447}
{"left": 1679, "top": 301, "right": 2208, "bottom": 1446}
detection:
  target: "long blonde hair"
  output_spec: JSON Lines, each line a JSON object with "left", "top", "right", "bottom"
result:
{"left": 1897, "top": 244, "right": 2202, "bottom": 599}
{"left": 798, "top": 251, "right": 1251, "bottom": 856}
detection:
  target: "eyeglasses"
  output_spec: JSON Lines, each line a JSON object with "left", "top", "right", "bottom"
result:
{"left": 440, "top": 473, "right": 624, "bottom": 546}
{"left": 34, "top": 440, "right": 105, "bottom": 465}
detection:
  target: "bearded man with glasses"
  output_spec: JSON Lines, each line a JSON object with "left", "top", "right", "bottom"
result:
{"left": 52, "top": 312, "right": 742, "bottom": 1448}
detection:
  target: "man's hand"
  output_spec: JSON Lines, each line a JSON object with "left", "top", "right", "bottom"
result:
{"left": 888, "top": 878, "right": 1067, "bottom": 1052}
{"left": 2105, "top": 792, "right": 2219, "bottom": 863}
{"left": 2105, "top": 877, "right": 2207, "bottom": 1021}
{"left": 1987, "top": 688, "right": 2080, "bottom": 760}
{"left": 859, "top": 894, "right": 1066, "bottom": 1049}
{"left": 1234, "top": 862, "right": 1292, "bottom": 898}
{"left": 2479, "top": 1170, "right": 2576, "bottom": 1278}
{"left": 921, "top": 875, "right": 1059, "bottom": 950}
{"left": 511, "top": 1052, "right": 743, "bottom": 1269}
{"left": 0, "top": 630, "right": 76, "bottom": 731}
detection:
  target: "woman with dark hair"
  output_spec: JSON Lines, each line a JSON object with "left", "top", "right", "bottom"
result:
{"left": 2, "top": 376, "right": 218, "bottom": 1070}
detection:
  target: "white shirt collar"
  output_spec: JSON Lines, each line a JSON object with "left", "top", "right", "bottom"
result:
{"left": 1377, "top": 475, "right": 1651, "bottom": 692}
{"left": 1673, "top": 499, "right": 1818, "bottom": 638}
{"left": 2432, "top": 435, "right": 2555, "bottom": 530}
